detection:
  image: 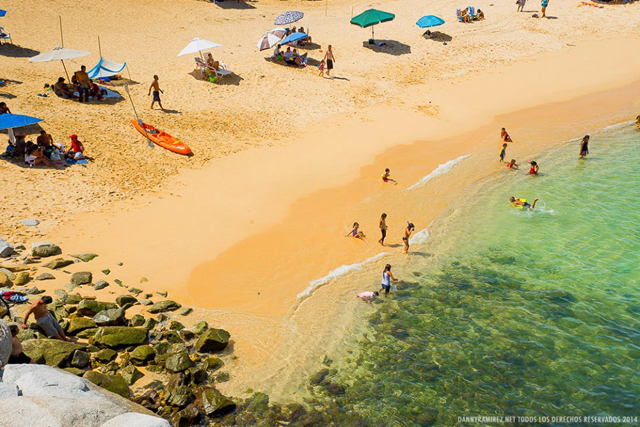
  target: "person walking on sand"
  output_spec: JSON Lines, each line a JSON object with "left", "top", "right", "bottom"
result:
{"left": 579, "top": 135, "right": 590, "bottom": 158}
{"left": 22, "top": 296, "right": 69, "bottom": 341}
{"left": 501, "top": 128, "right": 512, "bottom": 142}
{"left": 148, "top": 75, "right": 165, "bottom": 111}
{"left": 323, "top": 45, "right": 336, "bottom": 78}
{"left": 541, "top": 0, "right": 550, "bottom": 17}
{"left": 381, "top": 168, "right": 397, "bottom": 184}
{"left": 499, "top": 143, "right": 508, "bottom": 163}
{"left": 402, "top": 222, "right": 415, "bottom": 254}
{"left": 381, "top": 264, "right": 398, "bottom": 296}
{"left": 517, "top": 0, "right": 526, "bottom": 12}
{"left": 378, "top": 213, "right": 389, "bottom": 246}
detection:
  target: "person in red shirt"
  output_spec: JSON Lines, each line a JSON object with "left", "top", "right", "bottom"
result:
{"left": 66, "top": 134, "right": 86, "bottom": 160}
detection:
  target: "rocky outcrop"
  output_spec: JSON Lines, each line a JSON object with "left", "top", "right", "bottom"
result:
{"left": 147, "top": 300, "right": 181, "bottom": 314}
{"left": 31, "top": 242, "right": 61, "bottom": 257}
{"left": 77, "top": 299, "right": 117, "bottom": 316}
{"left": 195, "top": 328, "right": 230, "bottom": 353}
{"left": 93, "top": 308, "right": 126, "bottom": 326}
{"left": 22, "top": 339, "right": 86, "bottom": 367}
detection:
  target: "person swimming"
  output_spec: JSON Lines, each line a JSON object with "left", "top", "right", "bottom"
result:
{"left": 381, "top": 168, "right": 397, "bottom": 185}
{"left": 506, "top": 159, "right": 519, "bottom": 170}
{"left": 402, "top": 222, "right": 415, "bottom": 254}
{"left": 529, "top": 161, "right": 539, "bottom": 175}
{"left": 579, "top": 135, "right": 590, "bottom": 158}
{"left": 346, "top": 222, "right": 366, "bottom": 239}
{"left": 509, "top": 197, "right": 539, "bottom": 210}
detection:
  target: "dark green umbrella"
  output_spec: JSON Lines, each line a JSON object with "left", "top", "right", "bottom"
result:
{"left": 350, "top": 9, "right": 395, "bottom": 40}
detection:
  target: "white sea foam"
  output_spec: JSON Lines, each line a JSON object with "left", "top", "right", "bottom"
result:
{"left": 407, "top": 155, "right": 471, "bottom": 191}
{"left": 409, "top": 228, "right": 430, "bottom": 244}
{"left": 293, "top": 252, "right": 387, "bottom": 307}
{"left": 602, "top": 120, "right": 635, "bottom": 131}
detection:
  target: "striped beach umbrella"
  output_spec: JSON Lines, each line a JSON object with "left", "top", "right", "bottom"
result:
{"left": 257, "top": 28, "right": 286, "bottom": 51}
{"left": 274, "top": 11, "right": 304, "bottom": 26}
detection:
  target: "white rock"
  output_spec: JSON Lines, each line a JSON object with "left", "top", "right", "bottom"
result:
{"left": 100, "top": 413, "right": 171, "bottom": 427}
{"left": 2, "top": 364, "right": 96, "bottom": 398}
{"left": 20, "top": 219, "right": 40, "bottom": 227}
{"left": 0, "top": 382, "right": 19, "bottom": 397}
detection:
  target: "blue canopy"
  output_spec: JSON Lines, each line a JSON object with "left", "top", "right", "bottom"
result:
{"left": 0, "top": 113, "right": 43, "bottom": 130}
{"left": 88, "top": 57, "right": 127, "bottom": 79}
{"left": 0, "top": 10, "right": 6, "bottom": 17}
{"left": 416, "top": 15, "right": 445, "bottom": 28}
{"left": 280, "top": 32, "right": 307, "bottom": 45}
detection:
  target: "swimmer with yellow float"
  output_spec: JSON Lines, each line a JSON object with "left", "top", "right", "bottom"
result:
{"left": 509, "top": 197, "right": 539, "bottom": 210}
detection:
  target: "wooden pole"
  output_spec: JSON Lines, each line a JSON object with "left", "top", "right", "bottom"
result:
{"left": 59, "top": 16, "right": 64, "bottom": 47}
{"left": 325, "top": 0, "right": 328, "bottom": 16}
{"left": 98, "top": 36, "right": 102, "bottom": 57}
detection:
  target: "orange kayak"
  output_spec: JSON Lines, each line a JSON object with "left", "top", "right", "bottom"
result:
{"left": 131, "top": 120, "right": 192, "bottom": 156}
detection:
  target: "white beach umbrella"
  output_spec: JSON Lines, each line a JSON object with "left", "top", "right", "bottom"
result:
{"left": 257, "top": 28, "right": 286, "bottom": 51}
{"left": 29, "top": 46, "right": 91, "bottom": 81}
{"left": 178, "top": 37, "right": 222, "bottom": 59}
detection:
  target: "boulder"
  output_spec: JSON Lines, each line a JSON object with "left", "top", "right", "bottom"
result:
{"left": 195, "top": 328, "right": 230, "bottom": 353}
{"left": 36, "top": 272, "right": 56, "bottom": 281}
{"left": 192, "top": 321, "right": 208, "bottom": 335}
{"left": 78, "top": 299, "right": 117, "bottom": 316}
{"left": 120, "top": 365, "right": 144, "bottom": 386}
{"left": 116, "top": 295, "right": 137, "bottom": 307}
{"left": 3, "top": 364, "right": 91, "bottom": 397}
{"left": 14, "top": 271, "right": 31, "bottom": 286}
{"left": 44, "top": 258, "right": 74, "bottom": 269}
{"left": 174, "top": 404, "right": 201, "bottom": 427}
{"left": 21, "top": 218, "right": 40, "bottom": 226}
{"left": 83, "top": 371, "right": 131, "bottom": 398}
{"left": 71, "top": 271, "right": 93, "bottom": 286}
{"left": 22, "top": 339, "right": 85, "bottom": 367}
{"left": 142, "top": 318, "right": 158, "bottom": 330}
{"left": 165, "top": 351, "right": 192, "bottom": 373}
{"left": 130, "top": 314, "right": 145, "bottom": 327}
{"left": 169, "top": 320, "right": 184, "bottom": 331}
{"left": 0, "top": 270, "right": 12, "bottom": 288}
{"left": 166, "top": 385, "right": 193, "bottom": 408}
{"left": 201, "top": 387, "right": 236, "bottom": 417}
{"left": 0, "top": 320, "right": 12, "bottom": 368}
{"left": 179, "top": 307, "right": 193, "bottom": 316}
{"left": 67, "top": 317, "right": 98, "bottom": 335}
{"left": 71, "top": 350, "right": 90, "bottom": 368}
{"left": 76, "top": 328, "right": 99, "bottom": 339}
{"left": 92, "top": 327, "right": 148, "bottom": 348}
{"left": 94, "top": 280, "right": 110, "bottom": 290}
{"left": 17, "top": 328, "right": 37, "bottom": 342}
{"left": 70, "top": 253, "right": 99, "bottom": 262}
{"left": 130, "top": 345, "right": 156, "bottom": 365}
{"left": 204, "top": 356, "right": 224, "bottom": 372}
{"left": 65, "top": 293, "right": 83, "bottom": 305}
{"left": 0, "top": 237, "right": 14, "bottom": 258}
{"left": 95, "top": 348, "right": 118, "bottom": 363}
{"left": 147, "top": 300, "right": 181, "bottom": 314}
{"left": 100, "top": 412, "right": 170, "bottom": 427}
{"left": 93, "top": 308, "right": 126, "bottom": 326}
{"left": 31, "top": 241, "right": 61, "bottom": 257}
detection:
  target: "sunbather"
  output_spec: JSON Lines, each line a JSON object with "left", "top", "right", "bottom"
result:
{"left": 53, "top": 77, "right": 75, "bottom": 99}
{"left": 206, "top": 53, "right": 220, "bottom": 71}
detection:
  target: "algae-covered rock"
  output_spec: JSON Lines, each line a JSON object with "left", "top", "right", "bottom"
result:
{"left": 43, "top": 258, "right": 73, "bottom": 269}
{"left": 66, "top": 317, "right": 97, "bottom": 335}
{"left": 94, "top": 280, "right": 110, "bottom": 290}
{"left": 120, "top": 364, "right": 144, "bottom": 385}
{"left": 204, "top": 357, "right": 224, "bottom": 372}
{"left": 83, "top": 371, "right": 131, "bottom": 398}
{"left": 130, "top": 345, "right": 156, "bottom": 365}
{"left": 169, "top": 320, "right": 184, "bottom": 331}
{"left": 116, "top": 295, "right": 137, "bottom": 307}
{"left": 76, "top": 328, "right": 99, "bottom": 339}
{"left": 36, "top": 272, "right": 56, "bottom": 281}
{"left": 95, "top": 348, "right": 117, "bottom": 362}
{"left": 130, "top": 314, "right": 145, "bottom": 327}
{"left": 195, "top": 328, "right": 230, "bottom": 353}
{"left": 174, "top": 404, "right": 201, "bottom": 427}
{"left": 147, "top": 300, "right": 181, "bottom": 314}
{"left": 65, "top": 293, "right": 82, "bottom": 305}
{"left": 77, "top": 299, "right": 117, "bottom": 316}
{"left": 70, "top": 253, "right": 99, "bottom": 262}
{"left": 166, "top": 385, "right": 193, "bottom": 408}
{"left": 179, "top": 308, "right": 193, "bottom": 316}
{"left": 165, "top": 352, "right": 192, "bottom": 373}
{"left": 71, "top": 350, "right": 90, "bottom": 368}
{"left": 201, "top": 387, "right": 236, "bottom": 417}
{"left": 142, "top": 318, "right": 158, "bottom": 330}
{"left": 70, "top": 271, "right": 92, "bottom": 286}
{"left": 14, "top": 271, "right": 30, "bottom": 286}
{"left": 192, "top": 321, "right": 208, "bottom": 335}
{"left": 0, "top": 270, "right": 12, "bottom": 287}
{"left": 31, "top": 242, "right": 61, "bottom": 257}
{"left": 93, "top": 308, "right": 126, "bottom": 326}
{"left": 22, "top": 339, "right": 85, "bottom": 367}
{"left": 92, "top": 327, "right": 148, "bottom": 348}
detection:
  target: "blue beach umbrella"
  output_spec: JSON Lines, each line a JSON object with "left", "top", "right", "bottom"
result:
{"left": 0, "top": 113, "right": 43, "bottom": 131}
{"left": 274, "top": 11, "right": 304, "bottom": 26}
{"left": 0, "top": 10, "right": 6, "bottom": 18}
{"left": 280, "top": 32, "right": 307, "bottom": 46}
{"left": 416, "top": 15, "right": 445, "bottom": 28}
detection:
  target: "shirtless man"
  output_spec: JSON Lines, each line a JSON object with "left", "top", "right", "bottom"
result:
{"left": 323, "top": 45, "right": 336, "bottom": 78}
{"left": 9, "top": 324, "right": 32, "bottom": 364}
{"left": 22, "top": 296, "right": 68, "bottom": 341}
{"left": 148, "top": 75, "right": 165, "bottom": 111}
{"left": 75, "top": 65, "right": 91, "bottom": 103}
{"left": 37, "top": 130, "right": 53, "bottom": 148}
{"left": 53, "top": 77, "right": 74, "bottom": 99}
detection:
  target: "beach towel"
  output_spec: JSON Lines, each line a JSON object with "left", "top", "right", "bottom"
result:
{"left": 65, "top": 157, "right": 89, "bottom": 166}
{"left": 0, "top": 291, "right": 28, "bottom": 303}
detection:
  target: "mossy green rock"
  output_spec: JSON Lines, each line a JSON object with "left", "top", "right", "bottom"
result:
{"left": 71, "top": 350, "right": 90, "bottom": 368}
{"left": 201, "top": 387, "right": 236, "bottom": 416}
{"left": 204, "top": 357, "right": 224, "bottom": 372}
{"left": 116, "top": 294, "right": 138, "bottom": 307}
{"left": 142, "top": 318, "right": 158, "bottom": 330}
{"left": 174, "top": 404, "right": 201, "bottom": 427}
{"left": 83, "top": 371, "right": 131, "bottom": 398}
{"left": 14, "top": 271, "right": 30, "bottom": 286}
{"left": 195, "top": 328, "right": 230, "bottom": 353}
{"left": 130, "top": 314, "right": 145, "bottom": 327}
{"left": 166, "top": 385, "right": 194, "bottom": 408}
{"left": 193, "top": 321, "right": 208, "bottom": 335}
{"left": 76, "top": 328, "right": 99, "bottom": 339}
{"left": 66, "top": 317, "right": 97, "bottom": 334}
{"left": 120, "top": 364, "right": 144, "bottom": 385}
{"left": 92, "top": 308, "right": 126, "bottom": 326}
{"left": 70, "top": 253, "right": 99, "bottom": 262}
{"left": 130, "top": 345, "right": 156, "bottom": 365}
{"left": 22, "top": 339, "right": 85, "bottom": 367}
{"left": 77, "top": 299, "right": 117, "bottom": 316}
{"left": 169, "top": 320, "right": 184, "bottom": 331}
{"left": 65, "top": 293, "right": 82, "bottom": 305}
{"left": 70, "top": 271, "right": 92, "bottom": 286}
{"left": 36, "top": 272, "right": 56, "bottom": 281}
{"left": 43, "top": 258, "right": 74, "bottom": 269}
{"left": 147, "top": 300, "right": 181, "bottom": 314}
{"left": 165, "top": 351, "right": 192, "bottom": 373}
{"left": 95, "top": 348, "right": 117, "bottom": 362}
{"left": 0, "top": 270, "right": 12, "bottom": 287}
{"left": 92, "top": 326, "right": 148, "bottom": 348}
{"left": 64, "top": 367, "right": 87, "bottom": 376}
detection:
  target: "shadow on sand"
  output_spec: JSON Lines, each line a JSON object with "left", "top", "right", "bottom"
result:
{"left": 362, "top": 40, "right": 411, "bottom": 56}
{"left": 0, "top": 44, "right": 40, "bottom": 58}
{"left": 211, "top": 0, "right": 256, "bottom": 9}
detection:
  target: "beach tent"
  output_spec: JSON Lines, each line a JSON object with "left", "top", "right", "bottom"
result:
{"left": 29, "top": 46, "right": 90, "bottom": 82}
{"left": 257, "top": 28, "right": 286, "bottom": 51}
{"left": 0, "top": 113, "right": 43, "bottom": 143}
{"left": 88, "top": 57, "right": 126, "bottom": 79}
{"left": 274, "top": 11, "right": 304, "bottom": 26}
{"left": 178, "top": 37, "right": 221, "bottom": 59}
{"left": 350, "top": 9, "right": 395, "bottom": 40}
{"left": 280, "top": 32, "right": 308, "bottom": 46}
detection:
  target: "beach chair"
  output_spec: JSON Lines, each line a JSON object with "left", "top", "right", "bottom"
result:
{"left": 468, "top": 6, "right": 478, "bottom": 20}
{"left": 0, "top": 27, "right": 12, "bottom": 44}
{"left": 194, "top": 57, "right": 208, "bottom": 77}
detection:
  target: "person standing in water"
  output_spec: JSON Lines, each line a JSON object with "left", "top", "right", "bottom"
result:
{"left": 499, "top": 143, "right": 508, "bottom": 163}
{"left": 378, "top": 213, "right": 388, "bottom": 246}
{"left": 381, "top": 264, "right": 398, "bottom": 296}
{"left": 148, "top": 75, "right": 165, "bottom": 111}
{"left": 501, "top": 128, "right": 512, "bottom": 142}
{"left": 402, "top": 222, "right": 415, "bottom": 254}
{"left": 509, "top": 197, "right": 539, "bottom": 210}
{"left": 529, "top": 161, "right": 539, "bottom": 175}
{"left": 579, "top": 135, "right": 590, "bottom": 158}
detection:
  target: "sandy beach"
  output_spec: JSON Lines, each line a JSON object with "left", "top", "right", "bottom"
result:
{"left": 2, "top": 0, "right": 640, "bottom": 405}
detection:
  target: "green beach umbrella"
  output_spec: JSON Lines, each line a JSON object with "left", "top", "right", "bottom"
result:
{"left": 350, "top": 9, "right": 395, "bottom": 40}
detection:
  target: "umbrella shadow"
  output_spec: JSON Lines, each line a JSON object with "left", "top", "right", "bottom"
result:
{"left": 423, "top": 31, "right": 453, "bottom": 43}
{"left": 298, "top": 42, "right": 322, "bottom": 51}
{"left": 188, "top": 70, "right": 244, "bottom": 86}
{"left": 263, "top": 57, "right": 310, "bottom": 70}
{"left": 211, "top": 0, "right": 256, "bottom": 9}
{"left": 0, "top": 44, "right": 40, "bottom": 58}
{"left": 0, "top": 92, "right": 17, "bottom": 99}
{"left": 362, "top": 40, "right": 411, "bottom": 56}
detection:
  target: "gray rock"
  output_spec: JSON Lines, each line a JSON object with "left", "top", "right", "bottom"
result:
{"left": 78, "top": 299, "right": 117, "bottom": 316}
{"left": 94, "top": 280, "right": 110, "bottom": 290}
{"left": 21, "top": 219, "right": 40, "bottom": 226}
{"left": 70, "top": 253, "right": 99, "bottom": 262}
{"left": 139, "top": 299, "right": 152, "bottom": 306}
{"left": 71, "top": 350, "right": 90, "bottom": 368}
{"left": 0, "top": 382, "right": 19, "bottom": 397}
{"left": 195, "top": 328, "right": 230, "bottom": 353}
{"left": 71, "top": 271, "right": 93, "bottom": 286}
{"left": 44, "top": 258, "right": 74, "bottom": 269}
{"left": 179, "top": 308, "right": 193, "bottom": 316}
{"left": 36, "top": 272, "right": 56, "bottom": 281}
{"left": 100, "top": 412, "right": 170, "bottom": 427}
{"left": 2, "top": 364, "right": 91, "bottom": 397}
{"left": 31, "top": 241, "right": 61, "bottom": 258}
{"left": 0, "top": 320, "right": 12, "bottom": 368}
{"left": 93, "top": 308, "right": 126, "bottom": 326}
{"left": 0, "top": 237, "right": 14, "bottom": 258}
{"left": 147, "top": 300, "right": 181, "bottom": 314}
{"left": 25, "top": 285, "right": 44, "bottom": 294}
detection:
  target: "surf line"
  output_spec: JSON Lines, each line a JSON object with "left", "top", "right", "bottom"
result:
{"left": 407, "top": 154, "right": 471, "bottom": 191}
{"left": 290, "top": 252, "right": 388, "bottom": 312}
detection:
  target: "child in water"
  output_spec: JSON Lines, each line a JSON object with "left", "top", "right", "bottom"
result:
{"left": 509, "top": 197, "right": 539, "bottom": 210}
{"left": 501, "top": 128, "right": 512, "bottom": 142}
{"left": 346, "top": 222, "right": 366, "bottom": 240}
{"left": 529, "top": 161, "right": 539, "bottom": 175}
{"left": 499, "top": 143, "right": 507, "bottom": 163}
{"left": 579, "top": 135, "right": 589, "bottom": 158}
{"left": 381, "top": 168, "right": 397, "bottom": 184}
{"left": 506, "top": 159, "right": 519, "bottom": 170}
{"left": 635, "top": 115, "right": 640, "bottom": 128}
{"left": 357, "top": 291, "right": 379, "bottom": 304}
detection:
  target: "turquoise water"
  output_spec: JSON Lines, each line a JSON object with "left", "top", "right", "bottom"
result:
{"left": 301, "top": 124, "right": 640, "bottom": 426}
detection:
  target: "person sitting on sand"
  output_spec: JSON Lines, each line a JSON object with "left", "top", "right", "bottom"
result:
{"left": 477, "top": 9, "right": 485, "bottom": 19}
{"left": 403, "top": 222, "right": 415, "bottom": 254}
{"left": 357, "top": 291, "right": 379, "bottom": 304}
{"left": 292, "top": 49, "right": 307, "bottom": 66}
{"left": 284, "top": 47, "right": 295, "bottom": 64}
{"left": 298, "top": 27, "right": 312, "bottom": 44}
{"left": 89, "top": 80, "right": 104, "bottom": 101}
{"left": 529, "top": 161, "right": 539, "bottom": 175}
{"left": 53, "top": 77, "right": 74, "bottom": 99}
{"left": 12, "top": 134, "right": 26, "bottom": 160}
{"left": 460, "top": 8, "right": 471, "bottom": 23}
{"left": 66, "top": 134, "right": 86, "bottom": 160}
{"left": 347, "top": 222, "right": 366, "bottom": 240}
{"left": 8, "top": 325, "right": 32, "bottom": 364}
{"left": 22, "top": 296, "right": 69, "bottom": 341}
{"left": 37, "top": 130, "right": 53, "bottom": 149}
{"left": 0, "top": 101, "right": 11, "bottom": 114}
{"left": 510, "top": 197, "right": 539, "bottom": 210}
{"left": 273, "top": 44, "right": 282, "bottom": 60}
{"left": 25, "top": 145, "right": 52, "bottom": 167}
{"left": 579, "top": 135, "right": 590, "bottom": 158}
{"left": 501, "top": 128, "right": 512, "bottom": 142}
{"left": 506, "top": 159, "right": 519, "bottom": 170}
{"left": 381, "top": 264, "right": 398, "bottom": 296}
{"left": 381, "top": 168, "right": 397, "bottom": 184}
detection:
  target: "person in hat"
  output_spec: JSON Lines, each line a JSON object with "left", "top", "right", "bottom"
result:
{"left": 66, "top": 134, "right": 86, "bottom": 160}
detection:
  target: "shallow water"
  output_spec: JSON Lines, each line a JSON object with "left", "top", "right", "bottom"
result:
{"left": 306, "top": 124, "right": 640, "bottom": 426}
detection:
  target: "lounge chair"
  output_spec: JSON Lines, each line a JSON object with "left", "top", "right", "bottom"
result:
{"left": 0, "top": 27, "right": 12, "bottom": 44}
{"left": 456, "top": 9, "right": 471, "bottom": 23}
{"left": 194, "top": 57, "right": 208, "bottom": 77}
{"left": 468, "top": 6, "right": 478, "bottom": 20}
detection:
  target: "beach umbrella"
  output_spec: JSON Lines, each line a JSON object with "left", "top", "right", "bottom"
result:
{"left": 178, "top": 37, "right": 222, "bottom": 60}
{"left": 280, "top": 32, "right": 308, "bottom": 46}
{"left": 350, "top": 9, "right": 395, "bottom": 40}
{"left": 274, "top": 11, "right": 304, "bottom": 26}
{"left": 416, "top": 15, "right": 445, "bottom": 28}
{"left": 0, "top": 113, "right": 43, "bottom": 144}
{"left": 29, "top": 46, "right": 90, "bottom": 82}
{"left": 0, "top": 10, "right": 7, "bottom": 17}
{"left": 257, "top": 28, "right": 286, "bottom": 51}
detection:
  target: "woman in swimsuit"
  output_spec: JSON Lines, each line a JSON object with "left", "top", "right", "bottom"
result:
{"left": 403, "top": 222, "right": 415, "bottom": 254}
{"left": 529, "top": 161, "right": 539, "bottom": 175}
{"left": 346, "top": 222, "right": 366, "bottom": 240}
{"left": 579, "top": 135, "right": 589, "bottom": 158}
